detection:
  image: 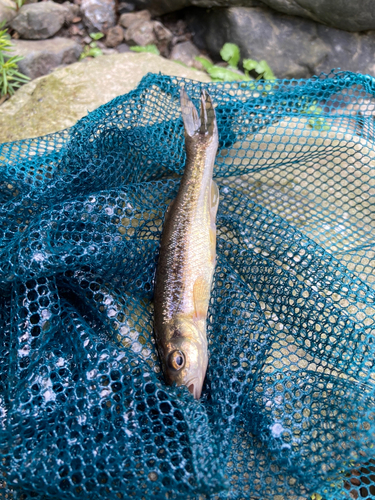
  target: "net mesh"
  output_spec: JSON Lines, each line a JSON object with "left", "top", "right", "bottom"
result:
{"left": 0, "top": 70, "right": 375, "bottom": 500}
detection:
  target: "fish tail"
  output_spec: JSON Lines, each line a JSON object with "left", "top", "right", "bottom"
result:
{"left": 180, "top": 88, "right": 217, "bottom": 140}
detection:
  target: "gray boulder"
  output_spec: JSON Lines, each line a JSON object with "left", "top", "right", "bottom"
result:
{"left": 0, "top": 52, "right": 210, "bottom": 143}
{"left": 258, "top": 0, "right": 375, "bottom": 32}
{"left": 129, "top": 0, "right": 259, "bottom": 15}
{"left": 131, "top": 0, "right": 375, "bottom": 31}
{"left": 10, "top": 2, "right": 67, "bottom": 39}
{"left": 129, "top": 0, "right": 190, "bottom": 15}
{"left": 187, "top": 6, "right": 375, "bottom": 79}
{"left": 10, "top": 38, "right": 82, "bottom": 80}
{"left": 80, "top": 0, "right": 116, "bottom": 32}
{"left": 0, "top": 0, "right": 17, "bottom": 26}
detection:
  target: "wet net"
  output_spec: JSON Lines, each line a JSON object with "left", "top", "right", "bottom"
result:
{"left": 0, "top": 70, "right": 375, "bottom": 500}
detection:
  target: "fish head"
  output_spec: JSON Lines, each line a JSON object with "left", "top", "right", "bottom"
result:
{"left": 160, "top": 319, "right": 208, "bottom": 400}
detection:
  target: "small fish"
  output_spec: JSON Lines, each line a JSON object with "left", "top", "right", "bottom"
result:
{"left": 154, "top": 88, "right": 219, "bottom": 399}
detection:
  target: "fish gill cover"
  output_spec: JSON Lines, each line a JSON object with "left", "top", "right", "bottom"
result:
{"left": 0, "top": 70, "right": 374, "bottom": 500}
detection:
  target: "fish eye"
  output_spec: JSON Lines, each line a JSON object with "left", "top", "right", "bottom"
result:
{"left": 168, "top": 350, "right": 185, "bottom": 371}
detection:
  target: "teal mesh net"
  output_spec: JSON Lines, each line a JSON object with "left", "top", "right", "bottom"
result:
{"left": 0, "top": 70, "right": 375, "bottom": 500}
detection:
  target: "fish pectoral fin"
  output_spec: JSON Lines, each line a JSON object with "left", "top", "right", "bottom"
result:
{"left": 193, "top": 276, "right": 210, "bottom": 320}
{"left": 164, "top": 198, "right": 175, "bottom": 220}
{"left": 210, "top": 180, "right": 219, "bottom": 217}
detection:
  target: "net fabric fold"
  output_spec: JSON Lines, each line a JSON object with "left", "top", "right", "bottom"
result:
{"left": 0, "top": 70, "right": 375, "bottom": 500}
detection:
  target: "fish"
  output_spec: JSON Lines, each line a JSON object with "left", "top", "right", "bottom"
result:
{"left": 153, "top": 88, "right": 219, "bottom": 400}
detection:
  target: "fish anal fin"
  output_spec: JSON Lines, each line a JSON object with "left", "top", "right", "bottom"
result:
{"left": 193, "top": 276, "right": 210, "bottom": 320}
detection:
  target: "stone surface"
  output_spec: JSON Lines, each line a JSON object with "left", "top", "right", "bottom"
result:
{"left": 61, "top": 1, "right": 80, "bottom": 24}
{"left": 130, "top": 0, "right": 259, "bottom": 15}
{"left": 117, "top": 43, "right": 131, "bottom": 53}
{"left": 80, "top": 0, "right": 116, "bottom": 32}
{"left": 105, "top": 25, "right": 124, "bottom": 47}
{"left": 131, "top": 0, "right": 375, "bottom": 31}
{"left": 10, "top": 2, "right": 67, "bottom": 39}
{"left": 153, "top": 21, "right": 173, "bottom": 55}
{"left": 0, "top": 0, "right": 17, "bottom": 26}
{"left": 10, "top": 38, "right": 82, "bottom": 80}
{"left": 170, "top": 41, "right": 202, "bottom": 69}
{"left": 124, "top": 20, "right": 156, "bottom": 46}
{"left": 0, "top": 52, "right": 210, "bottom": 143}
{"left": 119, "top": 9, "right": 151, "bottom": 28}
{"left": 259, "top": 0, "right": 375, "bottom": 32}
{"left": 187, "top": 5, "right": 375, "bottom": 79}
{"left": 124, "top": 19, "right": 172, "bottom": 50}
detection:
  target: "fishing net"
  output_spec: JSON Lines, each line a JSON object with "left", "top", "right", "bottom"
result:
{"left": 0, "top": 69, "right": 374, "bottom": 500}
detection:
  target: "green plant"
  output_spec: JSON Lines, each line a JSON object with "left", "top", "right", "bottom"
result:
{"left": 0, "top": 53, "right": 30, "bottom": 97}
{"left": 300, "top": 100, "right": 330, "bottom": 131}
{"left": 9, "top": 0, "right": 26, "bottom": 11}
{"left": 220, "top": 43, "right": 240, "bottom": 68}
{"left": 0, "top": 23, "right": 12, "bottom": 52}
{"left": 195, "top": 43, "right": 275, "bottom": 83}
{"left": 130, "top": 44, "right": 160, "bottom": 56}
{"left": 0, "top": 23, "right": 29, "bottom": 99}
{"left": 89, "top": 32, "right": 104, "bottom": 41}
{"left": 243, "top": 58, "right": 275, "bottom": 80}
{"left": 79, "top": 32, "right": 104, "bottom": 60}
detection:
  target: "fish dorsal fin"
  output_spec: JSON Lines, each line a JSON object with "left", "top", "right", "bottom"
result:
{"left": 193, "top": 276, "right": 210, "bottom": 320}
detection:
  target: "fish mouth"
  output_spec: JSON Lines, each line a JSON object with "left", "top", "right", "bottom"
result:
{"left": 187, "top": 378, "right": 202, "bottom": 400}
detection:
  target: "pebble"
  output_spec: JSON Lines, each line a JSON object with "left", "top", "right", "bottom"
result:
{"left": 105, "top": 25, "right": 124, "bottom": 47}
{"left": 119, "top": 9, "right": 151, "bottom": 29}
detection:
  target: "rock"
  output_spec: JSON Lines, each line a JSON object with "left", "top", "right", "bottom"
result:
{"left": 105, "top": 25, "right": 124, "bottom": 47}
{"left": 130, "top": 0, "right": 260, "bottom": 15}
{"left": 61, "top": 1, "right": 80, "bottom": 24}
{"left": 10, "top": 2, "right": 67, "bottom": 39}
{"left": 124, "top": 20, "right": 156, "bottom": 46}
{"left": 258, "top": 0, "right": 375, "bottom": 32}
{"left": 124, "top": 19, "right": 172, "bottom": 50}
{"left": 10, "top": 38, "right": 82, "bottom": 79}
{"left": 130, "top": 0, "right": 192, "bottom": 15}
{"left": 119, "top": 10, "right": 151, "bottom": 29}
{"left": 187, "top": 5, "right": 375, "bottom": 79}
{"left": 0, "top": 52, "right": 211, "bottom": 143}
{"left": 153, "top": 20, "right": 172, "bottom": 55}
{"left": 0, "top": 0, "right": 17, "bottom": 26}
{"left": 170, "top": 41, "right": 203, "bottom": 69}
{"left": 128, "top": 0, "right": 375, "bottom": 31}
{"left": 117, "top": 43, "right": 130, "bottom": 52}
{"left": 80, "top": 0, "right": 115, "bottom": 32}
{"left": 118, "top": 2, "right": 135, "bottom": 14}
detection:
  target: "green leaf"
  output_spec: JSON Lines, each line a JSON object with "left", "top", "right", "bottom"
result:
{"left": 89, "top": 32, "right": 104, "bottom": 40}
{"left": 130, "top": 44, "right": 160, "bottom": 55}
{"left": 207, "top": 65, "right": 248, "bottom": 82}
{"left": 243, "top": 59, "right": 258, "bottom": 72}
{"left": 256, "top": 60, "right": 275, "bottom": 80}
{"left": 194, "top": 56, "right": 214, "bottom": 71}
{"left": 220, "top": 43, "right": 240, "bottom": 69}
